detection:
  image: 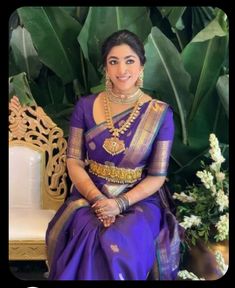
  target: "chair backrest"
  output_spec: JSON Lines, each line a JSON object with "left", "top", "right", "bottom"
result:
{"left": 9, "top": 99, "right": 67, "bottom": 210}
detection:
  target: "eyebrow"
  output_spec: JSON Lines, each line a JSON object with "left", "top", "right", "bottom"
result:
{"left": 107, "top": 55, "right": 137, "bottom": 60}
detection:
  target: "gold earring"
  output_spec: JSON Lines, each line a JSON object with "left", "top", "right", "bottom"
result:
{"left": 136, "top": 70, "right": 144, "bottom": 88}
{"left": 105, "top": 73, "right": 113, "bottom": 92}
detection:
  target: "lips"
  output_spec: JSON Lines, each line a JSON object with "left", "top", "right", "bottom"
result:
{"left": 117, "top": 76, "right": 131, "bottom": 81}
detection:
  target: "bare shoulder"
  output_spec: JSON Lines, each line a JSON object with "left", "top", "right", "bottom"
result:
{"left": 95, "top": 91, "right": 105, "bottom": 102}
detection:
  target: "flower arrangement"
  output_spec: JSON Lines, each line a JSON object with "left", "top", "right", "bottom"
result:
{"left": 173, "top": 134, "right": 229, "bottom": 246}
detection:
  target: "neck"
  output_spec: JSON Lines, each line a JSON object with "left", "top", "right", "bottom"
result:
{"left": 106, "top": 87, "right": 143, "bottom": 104}
{"left": 112, "top": 87, "right": 139, "bottom": 97}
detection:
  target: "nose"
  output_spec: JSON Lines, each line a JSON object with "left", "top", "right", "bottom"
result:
{"left": 117, "top": 62, "right": 127, "bottom": 75}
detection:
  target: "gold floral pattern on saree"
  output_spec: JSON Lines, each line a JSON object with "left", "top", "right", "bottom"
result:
{"left": 67, "top": 127, "right": 85, "bottom": 160}
{"left": 110, "top": 244, "right": 120, "bottom": 253}
{"left": 148, "top": 140, "right": 172, "bottom": 176}
{"left": 88, "top": 141, "right": 96, "bottom": 150}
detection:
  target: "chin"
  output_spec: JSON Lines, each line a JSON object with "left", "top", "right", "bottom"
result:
{"left": 115, "top": 82, "right": 136, "bottom": 92}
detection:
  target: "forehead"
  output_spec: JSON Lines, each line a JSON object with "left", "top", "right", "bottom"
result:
{"left": 107, "top": 44, "right": 138, "bottom": 59}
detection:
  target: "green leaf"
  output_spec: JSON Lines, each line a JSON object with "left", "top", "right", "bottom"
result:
{"left": 144, "top": 26, "right": 193, "bottom": 144}
{"left": 44, "top": 103, "right": 74, "bottom": 137}
{"left": 9, "top": 72, "right": 36, "bottom": 105}
{"left": 216, "top": 74, "right": 229, "bottom": 117}
{"left": 182, "top": 18, "right": 228, "bottom": 123}
{"left": 78, "top": 7, "right": 152, "bottom": 70}
{"left": 18, "top": 7, "right": 83, "bottom": 84}
{"left": 191, "top": 7, "right": 216, "bottom": 37}
{"left": 157, "top": 7, "right": 187, "bottom": 30}
{"left": 10, "top": 26, "right": 42, "bottom": 79}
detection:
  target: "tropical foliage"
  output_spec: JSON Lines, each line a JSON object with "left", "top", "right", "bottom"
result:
{"left": 9, "top": 6, "right": 229, "bottom": 186}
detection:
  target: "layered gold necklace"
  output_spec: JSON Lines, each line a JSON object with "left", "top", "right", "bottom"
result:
{"left": 102, "top": 91, "right": 144, "bottom": 156}
{"left": 107, "top": 88, "right": 143, "bottom": 104}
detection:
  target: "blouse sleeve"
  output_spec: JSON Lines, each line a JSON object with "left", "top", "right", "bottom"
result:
{"left": 147, "top": 106, "right": 174, "bottom": 176}
{"left": 66, "top": 98, "right": 86, "bottom": 161}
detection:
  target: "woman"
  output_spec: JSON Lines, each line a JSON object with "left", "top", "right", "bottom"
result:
{"left": 46, "top": 29, "right": 183, "bottom": 280}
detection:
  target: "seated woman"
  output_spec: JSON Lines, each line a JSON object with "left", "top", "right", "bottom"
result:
{"left": 46, "top": 29, "right": 183, "bottom": 280}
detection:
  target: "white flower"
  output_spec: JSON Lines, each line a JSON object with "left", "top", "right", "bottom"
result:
{"left": 215, "top": 214, "right": 229, "bottom": 241}
{"left": 211, "top": 185, "right": 217, "bottom": 196}
{"left": 210, "top": 149, "right": 225, "bottom": 164}
{"left": 196, "top": 170, "right": 214, "bottom": 190}
{"left": 216, "top": 190, "right": 229, "bottom": 212}
{"left": 216, "top": 172, "right": 225, "bottom": 182}
{"left": 178, "top": 270, "right": 205, "bottom": 280}
{"left": 173, "top": 192, "right": 196, "bottom": 203}
{"left": 210, "top": 162, "right": 221, "bottom": 173}
{"left": 180, "top": 215, "right": 201, "bottom": 229}
{"left": 209, "top": 133, "right": 225, "bottom": 164}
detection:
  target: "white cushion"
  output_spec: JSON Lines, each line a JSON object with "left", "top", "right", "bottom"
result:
{"left": 9, "top": 146, "right": 42, "bottom": 209}
{"left": 9, "top": 208, "right": 55, "bottom": 240}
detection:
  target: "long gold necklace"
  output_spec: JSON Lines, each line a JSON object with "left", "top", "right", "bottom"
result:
{"left": 102, "top": 91, "right": 144, "bottom": 156}
{"left": 107, "top": 88, "right": 143, "bottom": 104}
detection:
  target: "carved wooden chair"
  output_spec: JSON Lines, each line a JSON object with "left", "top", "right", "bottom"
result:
{"left": 9, "top": 98, "right": 67, "bottom": 260}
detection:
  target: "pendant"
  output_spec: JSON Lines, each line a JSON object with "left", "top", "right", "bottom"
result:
{"left": 102, "top": 137, "right": 126, "bottom": 156}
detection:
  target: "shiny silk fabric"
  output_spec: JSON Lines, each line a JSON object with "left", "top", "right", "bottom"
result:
{"left": 46, "top": 94, "right": 183, "bottom": 280}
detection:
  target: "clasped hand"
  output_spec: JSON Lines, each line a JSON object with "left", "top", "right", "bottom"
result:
{"left": 92, "top": 198, "right": 120, "bottom": 227}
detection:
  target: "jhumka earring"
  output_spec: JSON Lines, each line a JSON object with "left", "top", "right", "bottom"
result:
{"left": 136, "top": 70, "right": 144, "bottom": 88}
{"left": 105, "top": 72, "right": 113, "bottom": 92}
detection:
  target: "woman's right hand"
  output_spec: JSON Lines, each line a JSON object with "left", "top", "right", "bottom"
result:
{"left": 102, "top": 215, "right": 116, "bottom": 227}
{"left": 92, "top": 198, "right": 120, "bottom": 218}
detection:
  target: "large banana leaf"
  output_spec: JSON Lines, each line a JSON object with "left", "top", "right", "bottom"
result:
{"left": 157, "top": 7, "right": 186, "bottom": 30}
{"left": 17, "top": 7, "right": 83, "bottom": 84}
{"left": 182, "top": 18, "right": 228, "bottom": 122}
{"left": 60, "top": 7, "right": 89, "bottom": 25}
{"left": 78, "top": 7, "right": 152, "bottom": 71}
{"left": 29, "top": 71, "right": 66, "bottom": 107}
{"left": 9, "top": 72, "right": 36, "bottom": 105}
{"left": 10, "top": 26, "right": 42, "bottom": 79}
{"left": 170, "top": 19, "right": 228, "bottom": 179}
{"left": 144, "top": 26, "right": 193, "bottom": 144}
{"left": 216, "top": 74, "right": 229, "bottom": 117}
{"left": 191, "top": 7, "right": 216, "bottom": 37}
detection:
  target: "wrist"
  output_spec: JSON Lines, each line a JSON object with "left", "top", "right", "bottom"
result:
{"left": 90, "top": 194, "right": 106, "bottom": 205}
{"left": 114, "top": 194, "right": 130, "bottom": 213}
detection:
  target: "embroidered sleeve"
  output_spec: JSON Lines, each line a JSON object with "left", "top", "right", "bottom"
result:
{"left": 147, "top": 107, "right": 174, "bottom": 176}
{"left": 67, "top": 127, "right": 85, "bottom": 160}
{"left": 66, "top": 99, "right": 86, "bottom": 160}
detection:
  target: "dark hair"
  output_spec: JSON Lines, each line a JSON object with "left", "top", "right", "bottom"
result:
{"left": 101, "top": 29, "right": 146, "bottom": 67}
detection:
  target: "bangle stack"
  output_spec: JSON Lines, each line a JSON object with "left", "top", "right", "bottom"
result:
{"left": 114, "top": 194, "right": 129, "bottom": 213}
{"left": 90, "top": 194, "right": 106, "bottom": 205}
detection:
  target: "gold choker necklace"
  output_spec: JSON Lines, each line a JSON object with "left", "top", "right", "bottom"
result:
{"left": 107, "top": 88, "right": 143, "bottom": 104}
{"left": 102, "top": 92, "right": 144, "bottom": 156}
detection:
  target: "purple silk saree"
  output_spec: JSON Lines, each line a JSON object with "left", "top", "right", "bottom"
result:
{"left": 46, "top": 94, "right": 183, "bottom": 280}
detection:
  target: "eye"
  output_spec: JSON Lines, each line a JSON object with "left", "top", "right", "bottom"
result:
{"left": 109, "top": 60, "right": 117, "bottom": 65}
{"left": 126, "top": 59, "right": 135, "bottom": 64}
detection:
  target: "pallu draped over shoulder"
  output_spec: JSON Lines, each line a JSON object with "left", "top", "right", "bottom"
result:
{"left": 46, "top": 94, "right": 183, "bottom": 280}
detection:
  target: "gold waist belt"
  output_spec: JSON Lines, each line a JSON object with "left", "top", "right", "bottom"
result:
{"left": 88, "top": 160, "right": 143, "bottom": 184}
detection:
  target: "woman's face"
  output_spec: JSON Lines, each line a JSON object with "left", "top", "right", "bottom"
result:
{"left": 106, "top": 44, "right": 143, "bottom": 94}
